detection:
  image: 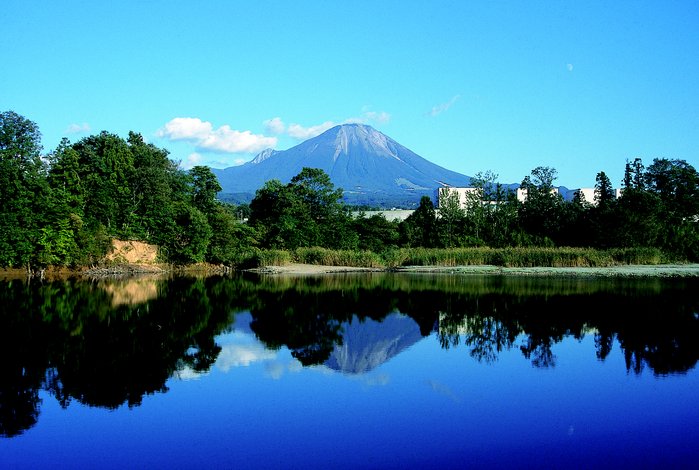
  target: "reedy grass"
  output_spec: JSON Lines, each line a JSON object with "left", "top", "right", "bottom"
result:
{"left": 240, "top": 246, "right": 672, "bottom": 269}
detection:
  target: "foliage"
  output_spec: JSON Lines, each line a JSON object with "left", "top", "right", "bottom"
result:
{"left": 352, "top": 213, "right": 400, "bottom": 252}
{"left": 248, "top": 167, "right": 355, "bottom": 250}
{"left": 400, "top": 196, "right": 438, "bottom": 247}
{"left": 2, "top": 110, "right": 699, "bottom": 269}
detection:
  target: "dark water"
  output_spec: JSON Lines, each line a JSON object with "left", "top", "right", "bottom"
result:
{"left": 1, "top": 273, "right": 698, "bottom": 469}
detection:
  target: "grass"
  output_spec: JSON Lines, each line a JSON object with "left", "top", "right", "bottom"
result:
{"left": 238, "top": 246, "right": 673, "bottom": 269}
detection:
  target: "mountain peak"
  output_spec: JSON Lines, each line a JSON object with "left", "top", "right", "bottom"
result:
{"left": 213, "top": 124, "right": 472, "bottom": 207}
{"left": 320, "top": 123, "right": 398, "bottom": 161}
{"left": 250, "top": 148, "right": 278, "bottom": 164}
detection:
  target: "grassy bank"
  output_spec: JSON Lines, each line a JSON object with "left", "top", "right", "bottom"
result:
{"left": 239, "top": 246, "right": 674, "bottom": 269}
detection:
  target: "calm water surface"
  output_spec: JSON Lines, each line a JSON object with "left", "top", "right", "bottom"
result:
{"left": 1, "top": 273, "right": 698, "bottom": 469}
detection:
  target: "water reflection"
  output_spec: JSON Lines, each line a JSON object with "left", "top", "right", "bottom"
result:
{"left": 1, "top": 273, "right": 697, "bottom": 437}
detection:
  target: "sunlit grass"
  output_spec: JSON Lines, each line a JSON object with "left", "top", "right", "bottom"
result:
{"left": 238, "top": 246, "right": 671, "bottom": 268}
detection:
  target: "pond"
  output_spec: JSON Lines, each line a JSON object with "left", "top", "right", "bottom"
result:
{"left": 1, "top": 273, "right": 698, "bottom": 468}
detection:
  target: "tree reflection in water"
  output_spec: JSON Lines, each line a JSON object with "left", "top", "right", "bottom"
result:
{"left": 0, "top": 273, "right": 697, "bottom": 436}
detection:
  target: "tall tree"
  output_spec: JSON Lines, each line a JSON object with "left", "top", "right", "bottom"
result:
{"left": 518, "top": 166, "right": 563, "bottom": 245}
{"left": 190, "top": 165, "right": 222, "bottom": 215}
{"left": 400, "top": 196, "right": 438, "bottom": 247}
{"left": 0, "top": 111, "right": 47, "bottom": 268}
{"left": 594, "top": 171, "right": 614, "bottom": 208}
{"left": 644, "top": 158, "right": 699, "bottom": 219}
{"left": 437, "top": 188, "right": 467, "bottom": 247}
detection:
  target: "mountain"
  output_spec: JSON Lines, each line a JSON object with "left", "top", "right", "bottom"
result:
{"left": 324, "top": 313, "right": 426, "bottom": 374}
{"left": 213, "top": 124, "right": 472, "bottom": 207}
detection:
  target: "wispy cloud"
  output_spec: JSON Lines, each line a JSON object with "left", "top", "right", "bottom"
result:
{"left": 427, "top": 95, "right": 461, "bottom": 117}
{"left": 264, "top": 110, "right": 392, "bottom": 141}
{"left": 182, "top": 152, "right": 202, "bottom": 169}
{"left": 287, "top": 120, "right": 337, "bottom": 140}
{"left": 65, "top": 122, "right": 91, "bottom": 134}
{"left": 567, "top": 63, "right": 574, "bottom": 72}
{"left": 157, "top": 117, "right": 277, "bottom": 154}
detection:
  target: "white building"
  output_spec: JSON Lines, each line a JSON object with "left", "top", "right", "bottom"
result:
{"left": 437, "top": 187, "right": 483, "bottom": 210}
{"left": 437, "top": 186, "right": 481, "bottom": 209}
{"left": 516, "top": 187, "right": 560, "bottom": 203}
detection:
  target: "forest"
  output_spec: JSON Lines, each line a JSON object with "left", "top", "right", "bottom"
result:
{"left": 1, "top": 110, "right": 698, "bottom": 271}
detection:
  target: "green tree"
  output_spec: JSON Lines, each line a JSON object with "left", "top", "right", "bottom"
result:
{"left": 207, "top": 204, "right": 257, "bottom": 264}
{"left": 400, "top": 196, "right": 438, "bottom": 247}
{"left": 437, "top": 188, "right": 467, "bottom": 247}
{"left": 518, "top": 166, "right": 563, "bottom": 245}
{"left": 164, "top": 203, "right": 212, "bottom": 264}
{"left": 70, "top": 132, "right": 135, "bottom": 236}
{"left": 249, "top": 168, "right": 352, "bottom": 249}
{"left": 644, "top": 158, "right": 699, "bottom": 259}
{"left": 0, "top": 111, "right": 47, "bottom": 268}
{"left": 644, "top": 158, "right": 699, "bottom": 220}
{"left": 190, "top": 165, "right": 222, "bottom": 215}
{"left": 126, "top": 132, "right": 183, "bottom": 242}
{"left": 352, "top": 213, "right": 400, "bottom": 252}
{"left": 594, "top": 171, "right": 614, "bottom": 208}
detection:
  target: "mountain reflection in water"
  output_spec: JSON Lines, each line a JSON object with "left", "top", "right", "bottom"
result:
{"left": 1, "top": 273, "right": 698, "bottom": 438}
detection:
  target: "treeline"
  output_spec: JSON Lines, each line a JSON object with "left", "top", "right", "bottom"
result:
{"left": 424, "top": 162, "right": 699, "bottom": 259}
{"left": 1, "top": 110, "right": 698, "bottom": 270}
{"left": 0, "top": 111, "right": 252, "bottom": 269}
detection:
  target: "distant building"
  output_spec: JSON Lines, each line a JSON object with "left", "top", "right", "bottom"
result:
{"left": 516, "top": 187, "right": 560, "bottom": 203}
{"left": 563, "top": 187, "right": 622, "bottom": 206}
{"left": 437, "top": 187, "right": 483, "bottom": 209}
{"left": 573, "top": 188, "right": 595, "bottom": 204}
{"left": 439, "top": 184, "right": 623, "bottom": 209}
{"left": 351, "top": 210, "right": 414, "bottom": 222}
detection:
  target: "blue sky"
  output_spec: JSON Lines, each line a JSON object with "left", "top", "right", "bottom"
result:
{"left": 2, "top": 0, "right": 697, "bottom": 188}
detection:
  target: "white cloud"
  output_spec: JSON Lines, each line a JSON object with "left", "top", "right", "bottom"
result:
{"left": 263, "top": 117, "right": 286, "bottom": 135}
{"left": 567, "top": 63, "right": 574, "bottom": 72}
{"left": 157, "top": 117, "right": 277, "bottom": 154}
{"left": 182, "top": 152, "right": 202, "bottom": 169}
{"left": 215, "top": 343, "right": 277, "bottom": 372}
{"left": 427, "top": 95, "right": 461, "bottom": 117}
{"left": 65, "top": 122, "right": 91, "bottom": 134}
{"left": 175, "top": 367, "right": 209, "bottom": 381}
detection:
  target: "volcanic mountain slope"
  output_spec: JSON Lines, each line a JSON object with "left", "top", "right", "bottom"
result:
{"left": 324, "top": 313, "right": 426, "bottom": 374}
{"left": 213, "top": 124, "right": 472, "bottom": 206}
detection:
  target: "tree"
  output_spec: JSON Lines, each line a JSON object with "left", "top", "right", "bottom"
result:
{"left": 518, "top": 166, "right": 563, "bottom": 245}
{"left": 207, "top": 204, "right": 257, "bottom": 264}
{"left": 644, "top": 158, "right": 699, "bottom": 219}
{"left": 190, "top": 165, "right": 222, "bottom": 215}
{"left": 623, "top": 158, "right": 645, "bottom": 190}
{"left": 70, "top": 132, "right": 135, "bottom": 236}
{"left": 594, "top": 171, "right": 614, "bottom": 208}
{"left": 126, "top": 132, "right": 183, "bottom": 242}
{"left": 437, "top": 188, "right": 466, "bottom": 247}
{"left": 164, "top": 203, "right": 212, "bottom": 264}
{"left": 644, "top": 158, "right": 699, "bottom": 258}
{"left": 400, "top": 196, "right": 437, "bottom": 247}
{"left": 353, "top": 213, "right": 400, "bottom": 252}
{"left": 248, "top": 168, "right": 352, "bottom": 249}
{"left": 0, "top": 111, "right": 47, "bottom": 268}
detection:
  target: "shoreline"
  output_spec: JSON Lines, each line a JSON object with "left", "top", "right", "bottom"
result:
{"left": 3, "top": 263, "right": 699, "bottom": 280}
{"left": 247, "top": 263, "right": 699, "bottom": 278}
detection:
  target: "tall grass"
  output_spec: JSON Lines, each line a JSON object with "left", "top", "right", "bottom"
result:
{"left": 241, "top": 246, "right": 670, "bottom": 269}
{"left": 393, "top": 247, "right": 667, "bottom": 268}
{"left": 294, "top": 247, "right": 384, "bottom": 268}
